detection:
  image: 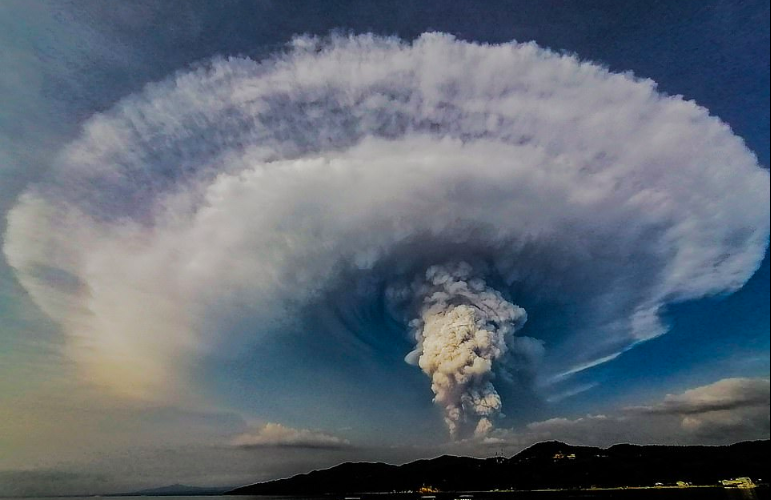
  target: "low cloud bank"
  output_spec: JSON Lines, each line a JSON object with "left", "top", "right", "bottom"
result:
{"left": 483, "top": 377, "right": 770, "bottom": 448}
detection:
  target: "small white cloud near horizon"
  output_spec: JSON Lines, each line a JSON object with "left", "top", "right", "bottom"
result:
{"left": 230, "top": 423, "right": 352, "bottom": 450}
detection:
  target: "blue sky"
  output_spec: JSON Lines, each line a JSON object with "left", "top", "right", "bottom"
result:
{"left": 0, "top": 0, "right": 769, "bottom": 495}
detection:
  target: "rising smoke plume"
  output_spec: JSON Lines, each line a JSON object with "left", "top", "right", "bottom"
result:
{"left": 4, "top": 33, "right": 769, "bottom": 437}
{"left": 402, "top": 262, "right": 528, "bottom": 438}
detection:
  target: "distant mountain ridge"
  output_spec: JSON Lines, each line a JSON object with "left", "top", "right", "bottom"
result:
{"left": 228, "top": 440, "right": 769, "bottom": 495}
{"left": 118, "top": 483, "right": 232, "bottom": 496}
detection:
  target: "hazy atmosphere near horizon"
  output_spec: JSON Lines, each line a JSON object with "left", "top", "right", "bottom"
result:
{"left": 1, "top": 0, "right": 769, "bottom": 496}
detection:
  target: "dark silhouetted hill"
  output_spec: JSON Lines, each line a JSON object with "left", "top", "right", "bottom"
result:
{"left": 227, "top": 440, "right": 769, "bottom": 494}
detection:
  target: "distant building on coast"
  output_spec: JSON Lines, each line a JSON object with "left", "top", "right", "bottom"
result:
{"left": 721, "top": 477, "right": 756, "bottom": 489}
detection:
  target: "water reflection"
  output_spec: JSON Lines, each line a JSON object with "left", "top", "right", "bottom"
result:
{"left": 725, "top": 487, "right": 759, "bottom": 500}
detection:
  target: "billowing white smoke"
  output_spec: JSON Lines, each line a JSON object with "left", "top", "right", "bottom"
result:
{"left": 404, "top": 262, "right": 528, "bottom": 438}
{"left": 3, "top": 34, "right": 769, "bottom": 434}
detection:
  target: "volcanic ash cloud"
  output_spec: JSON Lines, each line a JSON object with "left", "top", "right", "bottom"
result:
{"left": 4, "top": 34, "right": 769, "bottom": 431}
{"left": 404, "top": 263, "right": 528, "bottom": 438}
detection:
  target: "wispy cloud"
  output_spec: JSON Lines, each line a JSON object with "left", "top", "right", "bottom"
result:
{"left": 545, "top": 382, "right": 600, "bottom": 403}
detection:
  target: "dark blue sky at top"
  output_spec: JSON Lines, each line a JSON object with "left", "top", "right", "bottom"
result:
{"left": 3, "top": 0, "right": 769, "bottom": 445}
{"left": 19, "top": 0, "right": 770, "bottom": 163}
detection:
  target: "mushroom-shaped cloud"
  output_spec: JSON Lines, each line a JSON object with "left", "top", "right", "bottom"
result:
{"left": 5, "top": 33, "right": 768, "bottom": 438}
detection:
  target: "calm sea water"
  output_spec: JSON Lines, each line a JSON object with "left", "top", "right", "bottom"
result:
{"left": 8, "top": 489, "right": 770, "bottom": 500}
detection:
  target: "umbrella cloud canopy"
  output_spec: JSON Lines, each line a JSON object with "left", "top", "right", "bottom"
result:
{"left": 4, "top": 34, "right": 769, "bottom": 437}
